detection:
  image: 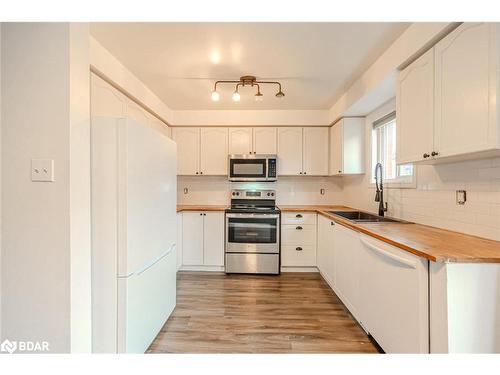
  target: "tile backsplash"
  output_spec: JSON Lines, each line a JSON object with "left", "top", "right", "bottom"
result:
{"left": 177, "top": 176, "right": 343, "bottom": 206}
{"left": 177, "top": 159, "right": 500, "bottom": 241}
{"left": 342, "top": 157, "right": 500, "bottom": 241}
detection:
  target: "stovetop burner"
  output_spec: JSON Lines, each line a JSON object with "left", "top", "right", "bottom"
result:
{"left": 226, "top": 189, "right": 279, "bottom": 214}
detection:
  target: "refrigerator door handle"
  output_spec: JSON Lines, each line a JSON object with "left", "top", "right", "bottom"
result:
{"left": 118, "top": 243, "right": 176, "bottom": 278}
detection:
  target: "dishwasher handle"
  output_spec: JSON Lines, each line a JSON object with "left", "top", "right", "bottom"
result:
{"left": 360, "top": 237, "right": 417, "bottom": 269}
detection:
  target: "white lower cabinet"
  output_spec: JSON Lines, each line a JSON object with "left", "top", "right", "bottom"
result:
{"left": 359, "top": 234, "right": 429, "bottom": 353}
{"left": 332, "top": 224, "right": 362, "bottom": 321}
{"left": 181, "top": 212, "right": 224, "bottom": 268}
{"left": 316, "top": 215, "right": 335, "bottom": 286}
{"left": 281, "top": 212, "right": 317, "bottom": 268}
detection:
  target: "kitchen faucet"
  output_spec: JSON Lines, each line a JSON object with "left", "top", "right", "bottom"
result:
{"left": 374, "top": 162, "right": 387, "bottom": 217}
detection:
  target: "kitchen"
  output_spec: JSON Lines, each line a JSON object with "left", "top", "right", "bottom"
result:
{"left": 1, "top": 10, "right": 500, "bottom": 370}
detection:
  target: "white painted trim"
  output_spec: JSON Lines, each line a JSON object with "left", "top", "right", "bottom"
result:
{"left": 281, "top": 267, "right": 319, "bottom": 273}
{"left": 179, "top": 265, "right": 225, "bottom": 272}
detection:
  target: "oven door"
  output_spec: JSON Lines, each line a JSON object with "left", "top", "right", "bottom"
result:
{"left": 229, "top": 158, "right": 267, "bottom": 181}
{"left": 225, "top": 213, "right": 280, "bottom": 253}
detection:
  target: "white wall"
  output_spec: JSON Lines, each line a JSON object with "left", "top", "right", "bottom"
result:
{"left": 341, "top": 99, "right": 500, "bottom": 241}
{"left": 329, "top": 22, "right": 456, "bottom": 122}
{"left": 1, "top": 23, "right": 91, "bottom": 352}
{"left": 172, "top": 110, "right": 330, "bottom": 126}
{"left": 0, "top": 23, "right": 3, "bottom": 339}
{"left": 177, "top": 176, "right": 343, "bottom": 206}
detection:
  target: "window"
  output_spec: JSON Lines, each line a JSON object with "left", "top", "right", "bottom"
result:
{"left": 371, "top": 111, "right": 414, "bottom": 186}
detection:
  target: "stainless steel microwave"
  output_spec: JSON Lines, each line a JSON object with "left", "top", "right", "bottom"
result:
{"left": 228, "top": 154, "right": 277, "bottom": 182}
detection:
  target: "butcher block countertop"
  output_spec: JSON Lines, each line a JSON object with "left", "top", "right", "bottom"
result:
{"left": 176, "top": 204, "right": 500, "bottom": 263}
{"left": 177, "top": 205, "right": 228, "bottom": 212}
{"left": 279, "top": 205, "right": 500, "bottom": 263}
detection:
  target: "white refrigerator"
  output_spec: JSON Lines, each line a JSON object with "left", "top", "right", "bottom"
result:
{"left": 91, "top": 116, "right": 177, "bottom": 353}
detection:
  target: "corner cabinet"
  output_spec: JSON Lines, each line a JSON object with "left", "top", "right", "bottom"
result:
{"left": 397, "top": 22, "right": 500, "bottom": 164}
{"left": 277, "top": 127, "right": 329, "bottom": 176}
{"left": 329, "top": 118, "right": 365, "bottom": 175}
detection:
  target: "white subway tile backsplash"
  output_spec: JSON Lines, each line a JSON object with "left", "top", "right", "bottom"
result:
{"left": 342, "top": 156, "right": 500, "bottom": 241}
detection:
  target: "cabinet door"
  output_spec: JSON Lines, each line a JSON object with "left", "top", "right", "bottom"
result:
{"left": 176, "top": 213, "right": 183, "bottom": 270}
{"left": 329, "top": 122, "right": 343, "bottom": 175}
{"left": 203, "top": 212, "right": 225, "bottom": 266}
{"left": 333, "top": 224, "right": 360, "bottom": 319}
{"left": 303, "top": 127, "right": 329, "bottom": 175}
{"left": 317, "top": 215, "right": 334, "bottom": 286}
{"left": 181, "top": 212, "right": 204, "bottom": 265}
{"left": 359, "top": 234, "right": 429, "bottom": 353}
{"left": 434, "top": 23, "right": 494, "bottom": 158}
{"left": 228, "top": 128, "right": 253, "bottom": 155}
{"left": 172, "top": 128, "right": 200, "bottom": 175}
{"left": 277, "top": 127, "right": 303, "bottom": 175}
{"left": 253, "top": 127, "right": 277, "bottom": 154}
{"left": 200, "top": 128, "right": 228, "bottom": 175}
{"left": 397, "top": 48, "right": 435, "bottom": 164}
{"left": 91, "top": 73, "right": 127, "bottom": 118}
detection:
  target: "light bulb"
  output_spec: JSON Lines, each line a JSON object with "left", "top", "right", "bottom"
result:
{"left": 211, "top": 90, "right": 220, "bottom": 102}
{"left": 232, "top": 91, "right": 241, "bottom": 102}
{"left": 255, "top": 92, "right": 264, "bottom": 102}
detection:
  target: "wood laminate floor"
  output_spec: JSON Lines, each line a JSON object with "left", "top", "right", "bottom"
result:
{"left": 148, "top": 272, "right": 379, "bottom": 353}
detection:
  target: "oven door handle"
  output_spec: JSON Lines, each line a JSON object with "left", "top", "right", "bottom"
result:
{"left": 226, "top": 213, "right": 280, "bottom": 219}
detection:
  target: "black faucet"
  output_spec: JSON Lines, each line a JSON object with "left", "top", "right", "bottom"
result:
{"left": 374, "top": 162, "right": 387, "bottom": 217}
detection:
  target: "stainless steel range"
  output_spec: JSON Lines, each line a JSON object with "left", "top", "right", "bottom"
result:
{"left": 225, "top": 189, "right": 280, "bottom": 274}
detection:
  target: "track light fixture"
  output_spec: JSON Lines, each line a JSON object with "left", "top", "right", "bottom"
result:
{"left": 211, "top": 75, "right": 285, "bottom": 102}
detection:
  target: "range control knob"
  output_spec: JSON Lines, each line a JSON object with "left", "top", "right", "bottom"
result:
{"left": 232, "top": 192, "right": 236, "bottom": 196}
{"left": 236, "top": 192, "right": 240, "bottom": 196}
{"left": 267, "top": 192, "right": 271, "bottom": 196}
{"left": 271, "top": 192, "right": 274, "bottom": 196}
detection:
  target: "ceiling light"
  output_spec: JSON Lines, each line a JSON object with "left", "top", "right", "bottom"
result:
{"left": 232, "top": 87, "right": 241, "bottom": 102}
{"left": 211, "top": 75, "right": 285, "bottom": 103}
{"left": 254, "top": 85, "right": 263, "bottom": 102}
{"left": 211, "top": 90, "right": 220, "bottom": 102}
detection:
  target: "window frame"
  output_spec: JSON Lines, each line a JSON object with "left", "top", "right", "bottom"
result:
{"left": 369, "top": 108, "right": 416, "bottom": 189}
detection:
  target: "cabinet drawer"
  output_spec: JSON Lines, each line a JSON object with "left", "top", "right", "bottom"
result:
{"left": 282, "top": 212, "right": 316, "bottom": 225}
{"left": 281, "top": 224, "right": 316, "bottom": 245}
{"left": 282, "top": 245, "right": 316, "bottom": 267}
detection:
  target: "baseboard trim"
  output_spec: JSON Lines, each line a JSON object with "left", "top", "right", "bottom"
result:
{"left": 281, "top": 266, "right": 319, "bottom": 273}
{"left": 179, "top": 265, "right": 225, "bottom": 272}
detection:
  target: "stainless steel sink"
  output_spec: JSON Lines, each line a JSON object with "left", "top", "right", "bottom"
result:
{"left": 327, "top": 210, "right": 409, "bottom": 223}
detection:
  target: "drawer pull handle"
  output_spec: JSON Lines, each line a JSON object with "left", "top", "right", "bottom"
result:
{"left": 296, "top": 226, "right": 303, "bottom": 230}
{"left": 296, "top": 214, "right": 303, "bottom": 218}
{"left": 296, "top": 247, "right": 303, "bottom": 251}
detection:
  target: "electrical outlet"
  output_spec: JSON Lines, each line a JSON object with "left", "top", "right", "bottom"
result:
{"left": 31, "top": 159, "right": 54, "bottom": 182}
{"left": 320, "top": 188, "right": 325, "bottom": 195}
{"left": 456, "top": 190, "right": 466, "bottom": 205}
{"left": 183, "top": 187, "right": 189, "bottom": 194}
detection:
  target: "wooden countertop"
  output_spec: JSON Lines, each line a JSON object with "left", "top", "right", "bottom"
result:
{"left": 177, "top": 205, "right": 228, "bottom": 212}
{"left": 280, "top": 205, "right": 500, "bottom": 263}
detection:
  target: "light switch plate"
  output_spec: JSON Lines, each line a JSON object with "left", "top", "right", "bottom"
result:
{"left": 31, "top": 159, "right": 54, "bottom": 182}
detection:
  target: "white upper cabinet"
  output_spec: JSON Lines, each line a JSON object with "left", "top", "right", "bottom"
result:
{"left": 396, "top": 23, "right": 500, "bottom": 164}
{"left": 253, "top": 127, "right": 277, "bottom": 154}
{"left": 303, "top": 127, "right": 329, "bottom": 176}
{"left": 277, "top": 127, "right": 304, "bottom": 175}
{"left": 172, "top": 128, "right": 200, "bottom": 175}
{"left": 397, "top": 48, "right": 435, "bottom": 164}
{"left": 228, "top": 128, "right": 253, "bottom": 155}
{"left": 329, "top": 118, "right": 365, "bottom": 175}
{"left": 434, "top": 22, "right": 496, "bottom": 159}
{"left": 200, "top": 127, "right": 228, "bottom": 175}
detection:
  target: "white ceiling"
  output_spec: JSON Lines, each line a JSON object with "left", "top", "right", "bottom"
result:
{"left": 90, "top": 22, "right": 409, "bottom": 110}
